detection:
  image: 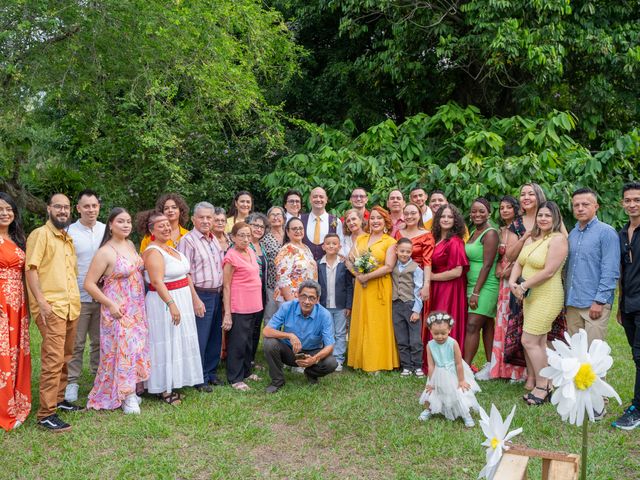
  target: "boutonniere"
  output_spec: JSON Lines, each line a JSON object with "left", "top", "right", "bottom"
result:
{"left": 330, "top": 219, "right": 338, "bottom": 229}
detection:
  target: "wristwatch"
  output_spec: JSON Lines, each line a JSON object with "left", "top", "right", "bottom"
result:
{"left": 594, "top": 301, "right": 605, "bottom": 306}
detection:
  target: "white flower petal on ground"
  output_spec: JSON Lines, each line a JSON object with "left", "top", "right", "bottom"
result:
{"left": 478, "top": 404, "right": 523, "bottom": 480}
{"left": 541, "top": 329, "right": 621, "bottom": 426}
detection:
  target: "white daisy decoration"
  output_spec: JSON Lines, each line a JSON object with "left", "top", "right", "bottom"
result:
{"left": 478, "top": 404, "right": 523, "bottom": 480}
{"left": 540, "top": 329, "right": 621, "bottom": 426}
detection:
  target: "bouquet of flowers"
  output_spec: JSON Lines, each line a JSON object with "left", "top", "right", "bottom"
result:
{"left": 353, "top": 249, "right": 378, "bottom": 274}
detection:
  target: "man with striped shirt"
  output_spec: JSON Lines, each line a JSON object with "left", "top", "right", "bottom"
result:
{"left": 178, "top": 202, "right": 225, "bottom": 391}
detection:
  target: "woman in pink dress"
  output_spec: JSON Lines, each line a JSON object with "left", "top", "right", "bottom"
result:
{"left": 85, "top": 208, "right": 150, "bottom": 414}
{"left": 0, "top": 192, "right": 31, "bottom": 430}
{"left": 426, "top": 204, "right": 469, "bottom": 364}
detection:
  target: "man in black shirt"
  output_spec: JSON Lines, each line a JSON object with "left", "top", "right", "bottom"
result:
{"left": 613, "top": 182, "right": 640, "bottom": 430}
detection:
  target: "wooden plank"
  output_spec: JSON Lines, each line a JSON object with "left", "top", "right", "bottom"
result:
{"left": 547, "top": 458, "right": 579, "bottom": 480}
{"left": 494, "top": 453, "right": 529, "bottom": 480}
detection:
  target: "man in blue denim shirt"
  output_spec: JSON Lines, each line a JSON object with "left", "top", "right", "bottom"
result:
{"left": 262, "top": 280, "right": 337, "bottom": 393}
{"left": 565, "top": 188, "right": 620, "bottom": 344}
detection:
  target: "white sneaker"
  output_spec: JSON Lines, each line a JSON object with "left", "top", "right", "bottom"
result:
{"left": 414, "top": 368, "right": 425, "bottom": 378}
{"left": 292, "top": 367, "right": 305, "bottom": 374}
{"left": 135, "top": 394, "right": 143, "bottom": 405}
{"left": 65, "top": 383, "right": 79, "bottom": 402}
{"left": 418, "top": 409, "right": 431, "bottom": 421}
{"left": 463, "top": 416, "right": 475, "bottom": 428}
{"left": 122, "top": 394, "right": 141, "bottom": 415}
{"left": 335, "top": 362, "right": 343, "bottom": 372}
{"left": 474, "top": 363, "right": 492, "bottom": 381}
{"left": 400, "top": 368, "right": 412, "bottom": 377}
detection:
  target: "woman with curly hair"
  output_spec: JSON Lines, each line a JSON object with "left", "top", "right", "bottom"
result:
{"left": 425, "top": 204, "right": 469, "bottom": 360}
{"left": 139, "top": 193, "right": 190, "bottom": 252}
{"left": 347, "top": 206, "right": 399, "bottom": 372}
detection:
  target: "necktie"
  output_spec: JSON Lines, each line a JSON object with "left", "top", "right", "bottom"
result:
{"left": 313, "top": 217, "right": 321, "bottom": 244}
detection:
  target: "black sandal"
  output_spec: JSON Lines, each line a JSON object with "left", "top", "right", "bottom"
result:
{"left": 524, "top": 386, "right": 551, "bottom": 406}
{"left": 158, "top": 392, "right": 182, "bottom": 405}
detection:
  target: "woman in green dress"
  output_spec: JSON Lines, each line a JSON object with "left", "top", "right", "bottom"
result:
{"left": 463, "top": 198, "right": 499, "bottom": 378}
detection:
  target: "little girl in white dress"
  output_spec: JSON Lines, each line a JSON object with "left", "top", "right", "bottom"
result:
{"left": 419, "top": 311, "right": 480, "bottom": 427}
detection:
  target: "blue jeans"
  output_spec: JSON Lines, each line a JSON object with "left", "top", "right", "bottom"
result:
{"left": 194, "top": 289, "right": 223, "bottom": 384}
{"left": 327, "top": 307, "right": 347, "bottom": 363}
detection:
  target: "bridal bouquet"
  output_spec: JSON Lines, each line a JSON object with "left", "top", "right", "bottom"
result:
{"left": 353, "top": 249, "right": 378, "bottom": 274}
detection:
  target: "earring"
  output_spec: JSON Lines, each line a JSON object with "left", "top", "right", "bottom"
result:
{"left": 150, "top": 234, "right": 155, "bottom": 241}
{"left": 383, "top": 228, "right": 388, "bottom": 234}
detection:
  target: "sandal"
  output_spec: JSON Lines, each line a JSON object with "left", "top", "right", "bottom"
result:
{"left": 231, "top": 382, "right": 250, "bottom": 391}
{"left": 158, "top": 392, "right": 182, "bottom": 406}
{"left": 525, "top": 386, "right": 551, "bottom": 406}
{"left": 245, "top": 374, "right": 261, "bottom": 382}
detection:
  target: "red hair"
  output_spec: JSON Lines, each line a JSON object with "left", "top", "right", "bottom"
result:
{"left": 365, "top": 206, "right": 392, "bottom": 233}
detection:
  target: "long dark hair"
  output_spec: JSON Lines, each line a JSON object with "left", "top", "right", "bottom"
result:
{"left": 499, "top": 195, "right": 520, "bottom": 226}
{"left": 228, "top": 191, "right": 254, "bottom": 220}
{"left": 100, "top": 208, "right": 130, "bottom": 247}
{"left": 155, "top": 193, "right": 189, "bottom": 227}
{"left": 531, "top": 201, "right": 564, "bottom": 239}
{"left": 283, "top": 217, "right": 304, "bottom": 244}
{"left": 0, "top": 192, "right": 26, "bottom": 250}
{"left": 432, "top": 204, "right": 466, "bottom": 241}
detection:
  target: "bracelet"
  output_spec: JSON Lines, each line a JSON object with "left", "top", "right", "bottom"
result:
{"left": 519, "top": 284, "right": 528, "bottom": 292}
{"left": 471, "top": 293, "right": 479, "bottom": 297}
{"left": 166, "top": 299, "right": 175, "bottom": 306}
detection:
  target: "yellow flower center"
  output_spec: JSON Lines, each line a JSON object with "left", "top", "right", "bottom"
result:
{"left": 491, "top": 437, "right": 499, "bottom": 450}
{"left": 574, "top": 363, "right": 596, "bottom": 390}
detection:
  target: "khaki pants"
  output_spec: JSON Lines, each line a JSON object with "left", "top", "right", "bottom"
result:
{"left": 36, "top": 312, "right": 78, "bottom": 419}
{"left": 566, "top": 305, "right": 612, "bottom": 344}
{"left": 67, "top": 302, "right": 101, "bottom": 384}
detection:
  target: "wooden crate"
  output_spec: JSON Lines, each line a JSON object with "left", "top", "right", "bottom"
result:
{"left": 494, "top": 444, "right": 580, "bottom": 480}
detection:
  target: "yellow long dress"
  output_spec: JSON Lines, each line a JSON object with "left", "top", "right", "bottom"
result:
{"left": 347, "top": 234, "right": 399, "bottom": 371}
{"left": 518, "top": 233, "right": 565, "bottom": 335}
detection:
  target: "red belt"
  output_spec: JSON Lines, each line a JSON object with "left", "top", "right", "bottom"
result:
{"left": 148, "top": 277, "right": 189, "bottom": 292}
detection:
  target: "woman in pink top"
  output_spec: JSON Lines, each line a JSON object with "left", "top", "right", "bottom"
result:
{"left": 222, "top": 222, "right": 263, "bottom": 391}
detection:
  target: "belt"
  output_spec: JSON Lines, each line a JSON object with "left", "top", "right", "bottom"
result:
{"left": 194, "top": 286, "right": 222, "bottom": 293}
{"left": 148, "top": 277, "right": 189, "bottom": 292}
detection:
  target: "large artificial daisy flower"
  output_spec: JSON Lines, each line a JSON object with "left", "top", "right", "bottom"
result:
{"left": 540, "top": 329, "right": 621, "bottom": 426}
{"left": 478, "top": 404, "right": 523, "bottom": 479}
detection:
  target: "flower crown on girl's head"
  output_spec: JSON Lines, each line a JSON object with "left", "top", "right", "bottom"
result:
{"left": 426, "top": 311, "right": 455, "bottom": 327}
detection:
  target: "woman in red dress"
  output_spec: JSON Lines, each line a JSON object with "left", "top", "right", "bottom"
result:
{"left": 426, "top": 204, "right": 469, "bottom": 364}
{"left": 0, "top": 192, "right": 31, "bottom": 430}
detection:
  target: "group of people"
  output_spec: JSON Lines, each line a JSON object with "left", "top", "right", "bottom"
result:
{"left": 0, "top": 181, "right": 638, "bottom": 433}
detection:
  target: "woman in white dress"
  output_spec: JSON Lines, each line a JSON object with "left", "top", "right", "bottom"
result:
{"left": 137, "top": 210, "right": 204, "bottom": 405}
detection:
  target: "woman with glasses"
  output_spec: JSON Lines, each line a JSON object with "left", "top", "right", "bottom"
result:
{"left": 283, "top": 189, "right": 303, "bottom": 222}
{"left": 139, "top": 193, "right": 190, "bottom": 252}
{"left": 222, "top": 222, "right": 263, "bottom": 391}
{"left": 262, "top": 207, "right": 286, "bottom": 322}
{"left": 245, "top": 212, "right": 269, "bottom": 367}
{"left": 274, "top": 218, "right": 318, "bottom": 303}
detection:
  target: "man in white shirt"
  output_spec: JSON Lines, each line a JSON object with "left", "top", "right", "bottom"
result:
{"left": 301, "top": 187, "right": 344, "bottom": 261}
{"left": 409, "top": 187, "right": 433, "bottom": 230}
{"left": 65, "top": 190, "right": 106, "bottom": 402}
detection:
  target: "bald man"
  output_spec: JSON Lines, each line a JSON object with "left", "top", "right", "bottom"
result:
{"left": 301, "top": 187, "right": 344, "bottom": 261}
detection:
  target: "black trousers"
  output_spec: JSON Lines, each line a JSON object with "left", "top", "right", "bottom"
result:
{"left": 263, "top": 337, "right": 337, "bottom": 387}
{"left": 226, "top": 312, "right": 261, "bottom": 384}
{"left": 622, "top": 310, "right": 640, "bottom": 407}
{"left": 392, "top": 300, "right": 423, "bottom": 370}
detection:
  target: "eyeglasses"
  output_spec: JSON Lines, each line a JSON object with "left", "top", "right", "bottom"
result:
{"left": 289, "top": 227, "right": 304, "bottom": 232}
{"left": 51, "top": 204, "right": 71, "bottom": 211}
{"left": 270, "top": 213, "right": 283, "bottom": 218}
{"left": 235, "top": 233, "right": 252, "bottom": 239}
{"left": 299, "top": 294, "right": 318, "bottom": 302}
{"left": 351, "top": 195, "right": 367, "bottom": 199}
{"left": 213, "top": 219, "right": 226, "bottom": 223}
{"left": 286, "top": 199, "right": 301, "bottom": 204}
{"left": 250, "top": 224, "right": 265, "bottom": 230}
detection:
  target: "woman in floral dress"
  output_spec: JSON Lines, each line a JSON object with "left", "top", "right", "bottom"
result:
{"left": 274, "top": 217, "right": 317, "bottom": 302}
{"left": 0, "top": 192, "right": 31, "bottom": 430}
{"left": 85, "top": 208, "right": 150, "bottom": 414}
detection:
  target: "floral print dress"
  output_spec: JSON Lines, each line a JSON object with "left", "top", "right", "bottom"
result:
{"left": 273, "top": 243, "right": 317, "bottom": 302}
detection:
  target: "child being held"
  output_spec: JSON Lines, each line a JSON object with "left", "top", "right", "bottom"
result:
{"left": 391, "top": 237, "right": 425, "bottom": 377}
{"left": 419, "top": 311, "right": 480, "bottom": 427}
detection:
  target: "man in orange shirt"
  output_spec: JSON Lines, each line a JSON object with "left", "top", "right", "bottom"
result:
{"left": 25, "top": 193, "right": 82, "bottom": 432}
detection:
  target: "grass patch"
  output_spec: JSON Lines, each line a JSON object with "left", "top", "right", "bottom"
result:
{"left": 1, "top": 319, "right": 639, "bottom": 479}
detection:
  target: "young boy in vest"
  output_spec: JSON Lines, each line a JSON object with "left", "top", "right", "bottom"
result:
{"left": 318, "top": 233, "right": 354, "bottom": 372}
{"left": 392, "top": 238, "right": 425, "bottom": 377}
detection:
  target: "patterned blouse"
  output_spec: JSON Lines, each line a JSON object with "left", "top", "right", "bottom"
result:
{"left": 273, "top": 243, "right": 317, "bottom": 302}
{"left": 262, "top": 232, "right": 284, "bottom": 290}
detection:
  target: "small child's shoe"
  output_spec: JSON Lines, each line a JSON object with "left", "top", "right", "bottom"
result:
{"left": 400, "top": 368, "right": 412, "bottom": 377}
{"left": 418, "top": 409, "right": 431, "bottom": 421}
{"left": 463, "top": 416, "right": 475, "bottom": 428}
{"left": 414, "top": 368, "right": 425, "bottom": 378}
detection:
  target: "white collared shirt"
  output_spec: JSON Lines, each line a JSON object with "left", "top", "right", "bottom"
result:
{"left": 305, "top": 211, "right": 344, "bottom": 245}
{"left": 320, "top": 255, "right": 340, "bottom": 308}
{"left": 67, "top": 219, "right": 106, "bottom": 302}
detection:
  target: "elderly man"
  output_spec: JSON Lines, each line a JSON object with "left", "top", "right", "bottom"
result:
{"left": 26, "top": 193, "right": 82, "bottom": 432}
{"left": 409, "top": 187, "right": 433, "bottom": 230}
{"left": 65, "top": 189, "right": 106, "bottom": 403}
{"left": 301, "top": 186, "right": 343, "bottom": 261}
{"left": 565, "top": 188, "right": 620, "bottom": 343}
{"left": 178, "top": 202, "right": 224, "bottom": 391}
{"left": 262, "top": 280, "right": 337, "bottom": 393}
{"left": 387, "top": 189, "right": 405, "bottom": 237}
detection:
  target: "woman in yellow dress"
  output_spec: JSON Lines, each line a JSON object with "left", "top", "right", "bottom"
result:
{"left": 347, "top": 206, "right": 399, "bottom": 372}
{"left": 509, "top": 201, "right": 567, "bottom": 405}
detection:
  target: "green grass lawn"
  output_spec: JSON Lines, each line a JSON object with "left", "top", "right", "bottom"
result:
{"left": 1, "top": 319, "right": 639, "bottom": 479}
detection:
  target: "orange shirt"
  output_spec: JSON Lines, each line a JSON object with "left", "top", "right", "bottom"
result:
{"left": 25, "top": 221, "right": 81, "bottom": 320}
{"left": 139, "top": 225, "right": 189, "bottom": 253}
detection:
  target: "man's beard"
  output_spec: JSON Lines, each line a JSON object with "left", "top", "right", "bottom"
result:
{"left": 50, "top": 215, "right": 71, "bottom": 229}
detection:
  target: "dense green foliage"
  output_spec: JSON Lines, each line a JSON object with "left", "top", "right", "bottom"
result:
{"left": 266, "top": 104, "right": 640, "bottom": 228}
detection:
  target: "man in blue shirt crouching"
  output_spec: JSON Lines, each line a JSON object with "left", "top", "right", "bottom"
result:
{"left": 263, "top": 280, "right": 337, "bottom": 393}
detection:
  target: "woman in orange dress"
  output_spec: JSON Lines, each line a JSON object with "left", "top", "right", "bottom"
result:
{"left": 0, "top": 192, "right": 31, "bottom": 430}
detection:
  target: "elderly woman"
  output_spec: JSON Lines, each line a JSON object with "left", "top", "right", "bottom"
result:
{"left": 509, "top": 201, "right": 567, "bottom": 405}
{"left": 246, "top": 212, "right": 269, "bottom": 366}
{"left": 212, "top": 207, "right": 231, "bottom": 252}
{"left": 222, "top": 222, "right": 263, "bottom": 391}
{"left": 342, "top": 208, "right": 365, "bottom": 260}
{"left": 262, "top": 206, "right": 286, "bottom": 322}
{"left": 274, "top": 217, "right": 318, "bottom": 302}
{"left": 139, "top": 193, "right": 190, "bottom": 252}
{"left": 225, "top": 191, "right": 254, "bottom": 233}
{"left": 138, "top": 210, "right": 204, "bottom": 405}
